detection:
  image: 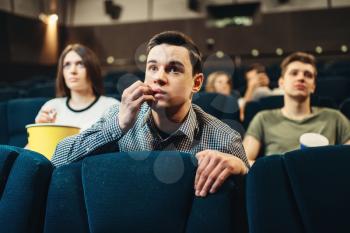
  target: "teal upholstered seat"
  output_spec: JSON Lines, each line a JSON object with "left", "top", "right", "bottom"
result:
{"left": 247, "top": 145, "right": 350, "bottom": 233}
{"left": 0, "top": 145, "right": 53, "bottom": 233}
{"left": 193, "top": 92, "right": 244, "bottom": 137}
{"left": 0, "top": 98, "right": 49, "bottom": 147}
{"left": 44, "top": 151, "right": 243, "bottom": 233}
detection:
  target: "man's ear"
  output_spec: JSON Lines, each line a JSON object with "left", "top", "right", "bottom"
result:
{"left": 192, "top": 73, "right": 204, "bottom": 93}
{"left": 278, "top": 76, "right": 284, "bottom": 88}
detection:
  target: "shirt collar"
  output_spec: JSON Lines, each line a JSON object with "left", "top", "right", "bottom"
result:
{"left": 143, "top": 105, "right": 198, "bottom": 141}
{"left": 176, "top": 105, "right": 198, "bottom": 140}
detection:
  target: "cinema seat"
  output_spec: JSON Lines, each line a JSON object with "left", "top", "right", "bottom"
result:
{"left": 193, "top": 92, "right": 244, "bottom": 136}
{"left": 25, "top": 82, "right": 55, "bottom": 98}
{"left": 243, "top": 95, "right": 336, "bottom": 130}
{"left": 340, "top": 98, "right": 350, "bottom": 119}
{"left": 0, "top": 101, "right": 8, "bottom": 143}
{"left": 44, "top": 151, "right": 243, "bottom": 233}
{"left": 246, "top": 145, "right": 350, "bottom": 233}
{"left": 315, "top": 77, "right": 350, "bottom": 105}
{"left": 0, "top": 97, "right": 49, "bottom": 147}
{"left": 0, "top": 145, "right": 53, "bottom": 233}
{"left": 0, "top": 87, "right": 19, "bottom": 101}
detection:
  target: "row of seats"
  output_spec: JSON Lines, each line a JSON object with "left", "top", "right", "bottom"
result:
{"left": 1, "top": 94, "right": 349, "bottom": 149}
{"left": 0, "top": 72, "right": 143, "bottom": 101}
{"left": 0, "top": 94, "right": 243, "bottom": 148}
{"left": 97, "top": 74, "right": 350, "bottom": 106}
{"left": 1, "top": 144, "right": 349, "bottom": 233}
{"left": 242, "top": 95, "right": 349, "bottom": 129}
{"left": 247, "top": 145, "right": 350, "bottom": 233}
{"left": 2, "top": 69, "right": 350, "bottom": 104}
{"left": 0, "top": 145, "right": 245, "bottom": 233}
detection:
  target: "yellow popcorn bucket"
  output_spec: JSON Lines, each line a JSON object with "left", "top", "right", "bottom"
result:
{"left": 26, "top": 123, "right": 80, "bottom": 160}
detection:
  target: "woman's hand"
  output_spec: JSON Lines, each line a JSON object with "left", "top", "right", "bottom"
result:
{"left": 35, "top": 107, "right": 57, "bottom": 123}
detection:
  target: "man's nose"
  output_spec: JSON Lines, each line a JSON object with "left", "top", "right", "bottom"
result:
{"left": 154, "top": 68, "right": 167, "bottom": 85}
{"left": 296, "top": 72, "right": 306, "bottom": 81}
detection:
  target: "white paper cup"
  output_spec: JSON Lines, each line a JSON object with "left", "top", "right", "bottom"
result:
{"left": 299, "top": 133, "right": 329, "bottom": 149}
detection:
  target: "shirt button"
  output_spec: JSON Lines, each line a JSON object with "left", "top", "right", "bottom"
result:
{"left": 112, "top": 133, "right": 116, "bottom": 138}
{"left": 86, "top": 147, "right": 90, "bottom": 152}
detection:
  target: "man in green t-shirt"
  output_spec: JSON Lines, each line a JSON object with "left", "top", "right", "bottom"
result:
{"left": 243, "top": 52, "right": 350, "bottom": 165}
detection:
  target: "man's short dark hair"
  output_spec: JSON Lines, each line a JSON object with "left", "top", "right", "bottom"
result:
{"left": 280, "top": 52, "right": 317, "bottom": 77}
{"left": 147, "top": 31, "right": 202, "bottom": 75}
{"left": 245, "top": 63, "right": 266, "bottom": 75}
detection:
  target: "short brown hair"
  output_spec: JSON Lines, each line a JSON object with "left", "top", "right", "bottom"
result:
{"left": 280, "top": 52, "right": 317, "bottom": 77}
{"left": 246, "top": 63, "right": 266, "bottom": 75}
{"left": 205, "top": 71, "right": 232, "bottom": 93}
{"left": 146, "top": 31, "right": 202, "bottom": 76}
{"left": 56, "top": 44, "right": 104, "bottom": 97}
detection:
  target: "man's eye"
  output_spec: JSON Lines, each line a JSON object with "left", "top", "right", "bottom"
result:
{"left": 304, "top": 72, "right": 313, "bottom": 78}
{"left": 290, "top": 71, "right": 298, "bottom": 76}
{"left": 167, "top": 66, "right": 180, "bottom": 74}
{"left": 148, "top": 65, "right": 158, "bottom": 71}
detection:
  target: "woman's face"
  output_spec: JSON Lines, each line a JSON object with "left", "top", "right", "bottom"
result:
{"left": 213, "top": 74, "right": 231, "bottom": 96}
{"left": 62, "top": 51, "right": 92, "bottom": 93}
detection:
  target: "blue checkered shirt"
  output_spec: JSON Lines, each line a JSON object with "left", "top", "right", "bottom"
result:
{"left": 51, "top": 103, "right": 248, "bottom": 167}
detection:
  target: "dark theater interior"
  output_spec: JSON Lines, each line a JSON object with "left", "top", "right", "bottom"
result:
{"left": 0, "top": 0, "right": 350, "bottom": 232}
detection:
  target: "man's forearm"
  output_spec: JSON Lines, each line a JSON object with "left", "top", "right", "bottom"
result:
{"left": 51, "top": 111, "right": 123, "bottom": 167}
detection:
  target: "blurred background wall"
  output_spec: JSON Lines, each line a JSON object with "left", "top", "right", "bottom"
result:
{"left": 0, "top": 0, "right": 349, "bottom": 83}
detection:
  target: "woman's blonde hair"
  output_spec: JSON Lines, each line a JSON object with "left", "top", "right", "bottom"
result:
{"left": 205, "top": 71, "right": 232, "bottom": 93}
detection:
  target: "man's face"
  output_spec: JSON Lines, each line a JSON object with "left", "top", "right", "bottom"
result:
{"left": 279, "top": 61, "right": 316, "bottom": 100}
{"left": 246, "top": 69, "right": 270, "bottom": 87}
{"left": 145, "top": 44, "right": 202, "bottom": 111}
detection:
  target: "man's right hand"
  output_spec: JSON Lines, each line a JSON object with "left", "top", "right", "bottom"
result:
{"left": 258, "top": 73, "right": 270, "bottom": 87}
{"left": 118, "top": 81, "right": 155, "bottom": 132}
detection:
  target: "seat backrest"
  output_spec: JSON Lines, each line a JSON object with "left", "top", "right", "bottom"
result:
{"left": 0, "top": 145, "right": 53, "bottom": 233}
{"left": 340, "top": 98, "right": 350, "bottom": 119}
{"left": 193, "top": 92, "right": 240, "bottom": 121}
{"left": 315, "top": 77, "right": 350, "bottom": 105}
{"left": 25, "top": 82, "right": 55, "bottom": 98}
{"left": 0, "top": 101, "right": 8, "bottom": 144}
{"left": 115, "top": 73, "right": 141, "bottom": 96}
{"left": 44, "top": 151, "right": 241, "bottom": 233}
{"left": 243, "top": 95, "right": 337, "bottom": 130}
{"left": 246, "top": 145, "right": 350, "bottom": 233}
{"left": 6, "top": 97, "right": 49, "bottom": 147}
{"left": 0, "top": 87, "right": 19, "bottom": 101}
{"left": 193, "top": 92, "right": 244, "bottom": 136}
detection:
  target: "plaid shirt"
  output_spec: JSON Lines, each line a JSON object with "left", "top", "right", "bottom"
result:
{"left": 52, "top": 103, "right": 249, "bottom": 167}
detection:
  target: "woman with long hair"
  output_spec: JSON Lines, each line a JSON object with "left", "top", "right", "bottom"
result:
{"left": 35, "top": 44, "right": 119, "bottom": 131}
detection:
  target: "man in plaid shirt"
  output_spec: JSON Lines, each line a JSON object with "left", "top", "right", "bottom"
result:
{"left": 52, "top": 31, "right": 249, "bottom": 197}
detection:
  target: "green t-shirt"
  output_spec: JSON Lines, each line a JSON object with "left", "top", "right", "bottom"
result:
{"left": 246, "top": 107, "right": 350, "bottom": 155}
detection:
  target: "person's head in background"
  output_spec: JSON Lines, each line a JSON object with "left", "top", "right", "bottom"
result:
{"left": 205, "top": 71, "right": 232, "bottom": 96}
{"left": 279, "top": 52, "right": 317, "bottom": 103}
{"left": 56, "top": 44, "right": 104, "bottom": 98}
{"left": 245, "top": 63, "right": 270, "bottom": 87}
